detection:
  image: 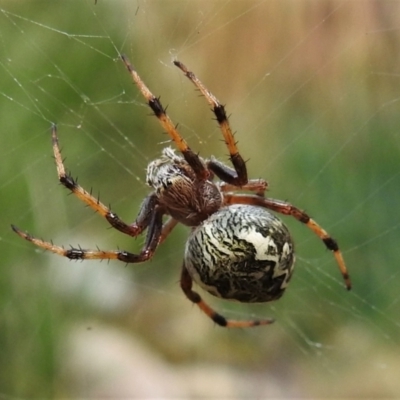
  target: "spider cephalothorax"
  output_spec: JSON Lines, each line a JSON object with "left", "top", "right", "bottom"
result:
{"left": 146, "top": 147, "right": 222, "bottom": 226}
{"left": 12, "top": 55, "right": 351, "bottom": 328}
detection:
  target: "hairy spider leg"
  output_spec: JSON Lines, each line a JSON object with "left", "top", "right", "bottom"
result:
{"left": 173, "top": 60, "right": 248, "bottom": 186}
{"left": 224, "top": 193, "right": 352, "bottom": 290}
{"left": 121, "top": 55, "right": 209, "bottom": 181}
{"left": 210, "top": 157, "right": 268, "bottom": 196}
{"left": 180, "top": 265, "right": 274, "bottom": 328}
{"left": 11, "top": 125, "right": 179, "bottom": 260}
{"left": 11, "top": 208, "right": 164, "bottom": 263}
{"left": 50, "top": 124, "right": 155, "bottom": 237}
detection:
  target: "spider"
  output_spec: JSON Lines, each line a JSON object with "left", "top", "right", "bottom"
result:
{"left": 12, "top": 55, "right": 351, "bottom": 328}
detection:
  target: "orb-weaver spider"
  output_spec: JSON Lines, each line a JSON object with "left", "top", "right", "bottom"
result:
{"left": 12, "top": 55, "right": 351, "bottom": 328}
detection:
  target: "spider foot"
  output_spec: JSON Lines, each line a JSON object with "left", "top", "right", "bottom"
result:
{"left": 199, "top": 299, "right": 275, "bottom": 328}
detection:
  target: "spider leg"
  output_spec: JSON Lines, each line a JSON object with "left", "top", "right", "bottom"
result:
{"left": 224, "top": 193, "right": 351, "bottom": 290}
{"left": 219, "top": 179, "right": 267, "bottom": 196}
{"left": 180, "top": 264, "right": 274, "bottom": 328}
{"left": 51, "top": 124, "right": 154, "bottom": 237}
{"left": 11, "top": 208, "right": 164, "bottom": 263}
{"left": 121, "top": 55, "right": 208, "bottom": 181}
{"left": 211, "top": 157, "right": 268, "bottom": 195}
{"left": 173, "top": 61, "right": 247, "bottom": 186}
{"left": 159, "top": 217, "right": 178, "bottom": 244}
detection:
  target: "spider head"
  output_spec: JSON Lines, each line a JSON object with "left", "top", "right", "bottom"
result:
{"left": 146, "top": 147, "right": 223, "bottom": 226}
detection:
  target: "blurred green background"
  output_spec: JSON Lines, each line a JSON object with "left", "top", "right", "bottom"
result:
{"left": 1, "top": 0, "right": 400, "bottom": 397}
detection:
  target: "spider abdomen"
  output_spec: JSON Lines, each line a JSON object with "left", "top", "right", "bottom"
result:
{"left": 184, "top": 204, "right": 295, "bottom": 303}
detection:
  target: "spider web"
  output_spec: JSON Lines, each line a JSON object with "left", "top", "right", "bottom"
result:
{"left": 1, "top": 1, "right": 400, "bottom": 398}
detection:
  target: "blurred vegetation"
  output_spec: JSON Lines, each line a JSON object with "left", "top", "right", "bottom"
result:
{"left": 1, "top": 0, "right": 400, "bottom": 397}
